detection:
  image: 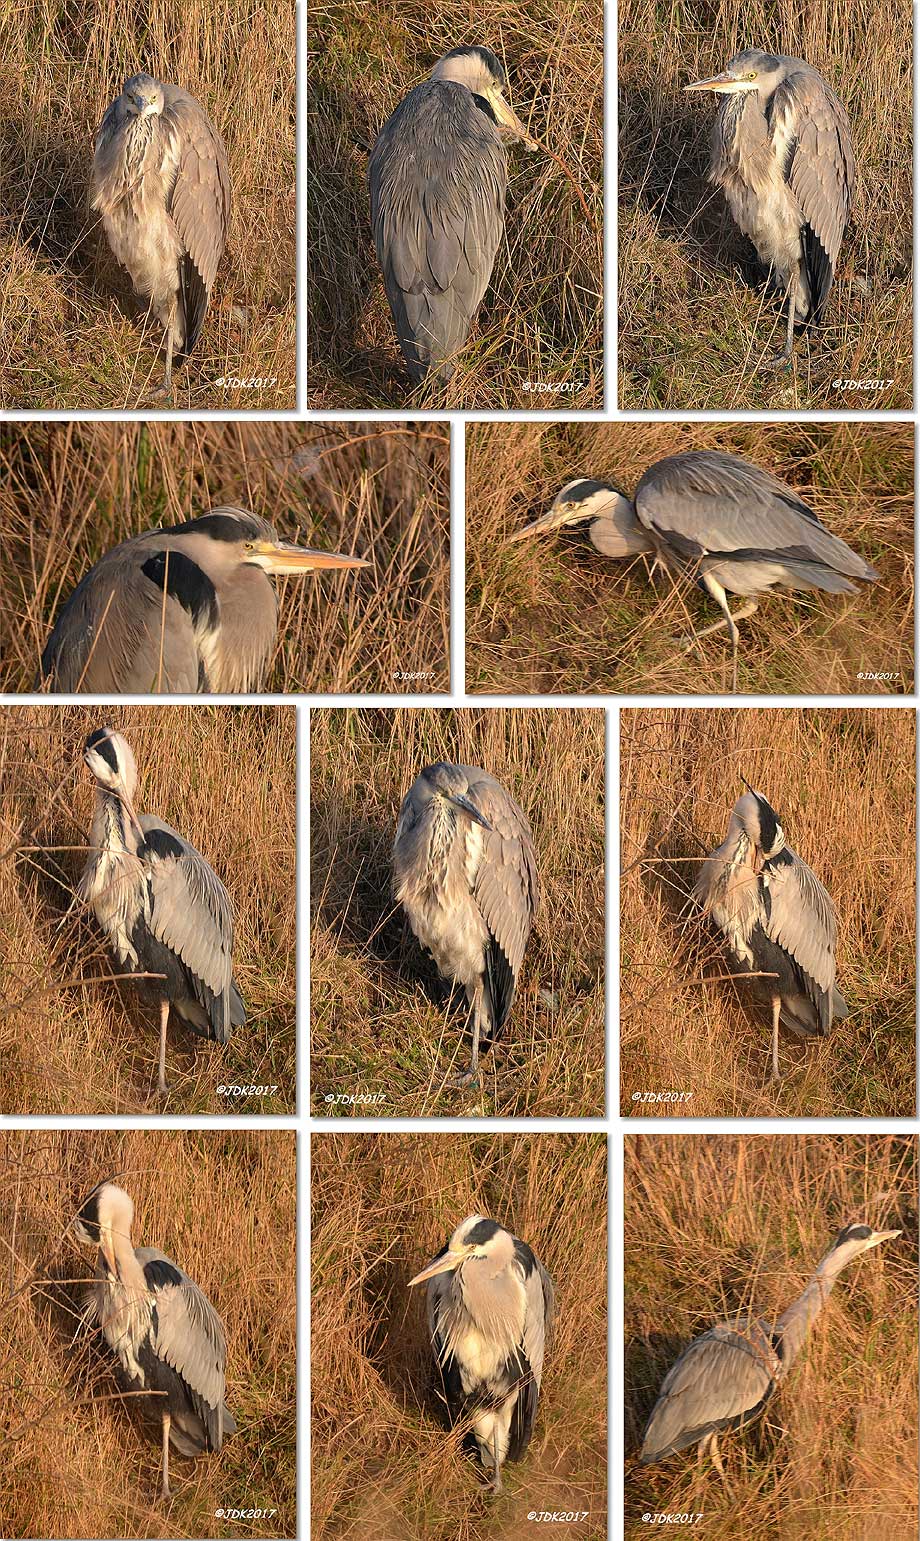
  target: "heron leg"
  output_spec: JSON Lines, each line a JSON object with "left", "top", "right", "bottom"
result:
{"left": 448, "top": 981, "right": 483, "bottom": 1090}
{"left": 708, "top": 1431, "right": 726, "bottom": 1480}
{"left": 765, "top": 284, "right": 797, "bottom": 370}
{"left": 492, "top": 1425, "right": 503, "bottom": 1495}
{"left": 158, "top": 999, "right": 170, "bottom": 1096}
{"left": 771, "top": 994, "right": 782, "bottom": 1082}
{"left": 161, "top": 1411, "right": 172, "bottom": 1501}
{"left": 682, "top": 575, "right": 759, "bottom": 692}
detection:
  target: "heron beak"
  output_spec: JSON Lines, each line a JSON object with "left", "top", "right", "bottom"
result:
{"left": 866, "top": 1228, "right": 902, "bottom": 1248}
{"left": 447, "top": 792, "right": 494, "bottom": 832}
{"left": 99, "top": 1223, "right": 117, "bottom": 1278}
{"left": 505, "top": 503, "right": 585, "bottom": 544}
{"left": 487, "top": 87, "right": 540, "bottom": 150}
{"left": 684, "top": 71, "right": 749, "bottom": 94}
{"left": 408, "top": 1247, "right": 469, "bottom": 1287}
{"left": 255, "top": 539, "right": 370, "bottom": 575}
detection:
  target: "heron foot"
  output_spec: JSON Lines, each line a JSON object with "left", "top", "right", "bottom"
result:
{"left": 764, "top": 349, "right": 793, "bottom": 372}
{"left": 448, "top": 1067, "right": 479, "bottom": 1090}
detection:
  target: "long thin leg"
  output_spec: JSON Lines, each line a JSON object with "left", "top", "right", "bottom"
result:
{"left": 765, "top": 283, "right": 797, "bottom": 370}
{"left": 163, "top": 325, "right": 174, "bottom": 398}
{"left": 448, "top": 980, "right": 483, "bottom": 1090}
{"left": 683, "top": 575, "right": 759, "bottom": 693}
{"left": 709, "top": 1431, "right": 726, "bottom": 1480}
{"left": 771, "top": 994, "right": 782, "bottom": 1082}
{"left": 161, "top": 1411, "right": 172, "bottom": 1501}
{"left": 492, "top": 1425, "right": 503, "bottom": 1495}
{"left": 158, "top": 999, "right": 170, "bottom": 1096}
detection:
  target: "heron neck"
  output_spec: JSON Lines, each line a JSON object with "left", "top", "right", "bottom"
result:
{"left": 774, "top": 1267, "right": 836, "bottom": 1368}
{"left": 93, "top": 788, "right": 140, "bottom": 860}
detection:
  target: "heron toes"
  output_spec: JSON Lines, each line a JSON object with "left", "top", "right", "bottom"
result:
{"left": 448, "top": 1067, "right": 479, "bottom": 1090}
{"left": 763, "top": 350, "right": 794, "bottom": 372}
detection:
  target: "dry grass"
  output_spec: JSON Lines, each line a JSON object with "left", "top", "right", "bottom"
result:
{"left": 310, "top": 708, "right": 605, "bottom": 1117}
{"left": 0, "top": 704, "right": 296, "bottom": 1115}
{"left": 0, "top": 1128, "right": 296, "bottom": 1541}
{"left": 465, "top": 422, "right": 914, "bottom": 697}
{"left": 307, "top": 0, "right": 604, "bottom": 409}
{"left": 1, "top": 0, "right": 295, "bottom": 410}
{"left": 618, "top": 0, "right": 913, "bottom": 409}
{"left": 0, "top": 422, "right": 450, "bottom": 695}
{"left": 311, "top": 1131, "right": 607, "bottom": 1541}
{"left": 619, "top": 708, "right": 916, "bottom": 1117}
{"left": 625, "top": 1134, "right": 918, "bottom": 1539}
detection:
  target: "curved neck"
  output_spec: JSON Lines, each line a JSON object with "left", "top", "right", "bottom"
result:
{"left": 775, "top": 1244, "right": 854, "bottom": 1369}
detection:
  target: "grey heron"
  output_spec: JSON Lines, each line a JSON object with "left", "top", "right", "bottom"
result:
{"left": 78, "top": 726, "right": 244, "bottom": 1094}
{"left": 369, "top": 45, "right": 537, "bottom": 384}
{"left": 92, "top": 72, "right": 232, "bottom": 398}
{"left": 71, "top": 1180, "right": 236, "bottom": 1501}
{"left": 640, "top": 1222, "right": 900, "bottom": 1473}
{"left": 684, "top": 49, "right": 854, "bottom": 367}
{"left": 693, "top": 782, "right": 848, "bottom": 1081}
{"left": 393, "top": 762, "right": 539, "bottom": 1089}
{"left": 38, "top": 506, "right": 369, "bottom": 693}
{"left": 507, "top": 452, "right": 878, "bottom": 690}
{"left": 409, "top": 1214, "right": 554, "bottom": 1493}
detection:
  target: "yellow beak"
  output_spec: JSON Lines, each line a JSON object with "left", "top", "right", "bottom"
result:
{"left": 256, "top": 540, "right": 370, "bottom": 575}
{"left": 408, "top": 1247, "right": 469, "bottom": 1287}
{"left": 486, "top": 87, "right": 539, "bottom": 150}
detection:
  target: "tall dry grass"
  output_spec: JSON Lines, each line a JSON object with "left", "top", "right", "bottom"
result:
{"left": 0, "top": 1128, "right": 296, "bottom": 1541}
{"left": 310, "top": 708, "right": 605, "bottom": 1117}
{"left": 311, "top": 1131, "right": 607, "bottom": 1541}
{"left": 619, "top": 707, "right": 916, "bottom": 1117}
{"left": 0, "top": 704, "right": 296, "bottom": 1114}
{"left": 465, "top": 422, "right": 914, "bottom": 697}
{"left": 307, "top": 0, "right": 604, "bottom": 409}
{"left": 625, "top": 1134, "right": 918, "bottom": 1539}
{"left": 619, "top": 0, "right": 913, "bottom": 409}
{"left": 0, "top": 422, "right": 450, "bottom": 695}
{"left": 1, "top": 0, "right": 295, "bottom": 410}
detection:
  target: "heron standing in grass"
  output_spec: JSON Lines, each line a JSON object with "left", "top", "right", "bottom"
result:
{"left": 693, "top": 782, "right": 849, "bottom": 1081}
{"left": 641, "top": 1222, "right": 900, "bottom": 1473}
{"left": 507, "top": 452, "right": 878, "bottom": 691}
{"left": 39, "top": 506, "right": 369, "bottom": 693}
{"left": 369, "top": 45, "right": 537, "bottom": 384}
{"left": 72, "top": 1181, "right": 236, "bottom": 1500}
{"left": 79, "top": 726, "right": 244, "bottom": 1094}
{"left": 393, "top": 763, "right": 538, "bottom": 1088}
{"left": 683, "top": 49, "right": 854, "bottom": 367}
{"left": 92, "top": 73, "right": 231, "bottom": 398}
{"left": 409, "top": 1214, "right": 554, "bottom": 1492}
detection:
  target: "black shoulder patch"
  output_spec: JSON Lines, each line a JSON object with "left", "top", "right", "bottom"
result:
{"left": 141, "top": 826, "right": 186, "bottom": 862}
{"left": 465, "top": 1217, "right": 501, "bottom": 1247}
{"left": 141, "top": 550, "right": 219, "bottom": 634}
{"left": 143, "top": 1257, "right": 184, "bottom": 1290}
{"left": 85, "top": 727, "right": 118, "bottom": 770}
{"left": 765, "top": 846, "right": 795, "bottom": 872}
{"left": 513, "top": 1237, "right": 536, "bottom": 1276}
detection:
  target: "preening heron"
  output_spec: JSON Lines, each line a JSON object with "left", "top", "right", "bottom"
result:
{"left": 38, "top": 506, "right": 369, "bottom": 693}
{"left": 78, "top": 726, "right": 244, "bottom": 1093}
{"left": 72, "top": 1181, "right": 236, "bottom": 1500}
{"left": 369, "top": 45, "right": 537, "bottom": 384}
{"left": 409, "top": 1214, "right": 554, "bottom": 1493}
{"left": 693, "top": 782, "right": 848, "bottom": 1081}
{"left": 684, "top": 49, "right": 854, "bottom": 366}
{"left": 92, "top": 73, "right": 231, "bottom": 397}
{"left": 640, "top": 1222, "right": 900, "bottom": 1472}
{"left": 393, "top": 763, "right": 539, "bottom": 1088}
{"left": 507, "top": 452, "right": 878, "bottom": 690}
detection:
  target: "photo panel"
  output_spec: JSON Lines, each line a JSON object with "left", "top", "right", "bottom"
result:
{"left": 306, "top": 3, "right": 604, "bottom": 410}
{"left": 0, "top": 420, "right": 450, "bottom": 696}
{"left": 465, "top": 421, "right": 913, "bottom": 698}
{"left": 618, "top": 2, "right": 912, "bottom": 410}
{"left": 0, "top": 1127, "right": 297, "bottom": 1539}
{"left": 624, "top": 1133, "right": 918, "bottom": 1533}
{"left": 311, "top": 1129, "right": 607, "bottom": 1535}
{"left": 619, "top": 705, "right": 916, "bottom": 1118}
{"left": 310, "top": 705, "right": 606, "bottom": 1118}
{"left": 0, "top": 703, "right": 297, "bottom": 1115}
{"left": 2, "top": 0, "right": 296, "bottom": 411}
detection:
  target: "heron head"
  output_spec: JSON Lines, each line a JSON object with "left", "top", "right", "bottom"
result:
{"left": 506, "top": 478, "right": 643, "bottom": 553}
{"left": 824, "top": 1222, "right": 902, "bottom": 1273}
{"left": 72, "top": 1181, "right": 135, "bottom": 1278}
{"left": 422, "top": 763, "right": 494, "bottom": 833}
{"left": 733, "top": 781, "right": 787, "bottom": 872}
{"left": 122, "top": 72, "right": 165, "bottom": 118}
{"left": 408, "top": 1215, "right": 514, "bottom": 1285}
{"left": 84, "top": 726, "right": 144, "bottom": 835}
{"left": 184, "top": 508, "right": 370, "bottom": 580}
{"left": 684, "top": 48, "right": 784, "bottom": 98}
{"left": 432, "top": 45, "right": 538, "bottom": 149}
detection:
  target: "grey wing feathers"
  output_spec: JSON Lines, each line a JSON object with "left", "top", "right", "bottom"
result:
{"left": 522, "top": 1255, "right": 553, "bottom": 1387}
{"left": 468, "top": 769, "right": 539, "bottom": 1030}
{"left": 764, "top": 848, "right": 838, "bottom": 1014}
{"left": 641, "top": 1322, "right": 778, "bottom": 1462}
{"left": 161, "top": 86, "right": 231, "bottom": 354}
{"left": 635, "top": 452, "right": 877, "bottom": 584}
{"left": 369, "top": 82, "right": 506, "bottom": 381}
{"left": 137, "top": 1247, "right": 230, "bottom": 1440}
{"left": 770, "top": 71, "right": 854, "bottom": 316}
{"left": 140, "top": 814, "right": 238, "bottom": 1035}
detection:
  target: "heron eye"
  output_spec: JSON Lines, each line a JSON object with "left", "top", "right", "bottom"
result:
{"left": 243, "top": 541, "right": 255, "bottom": 551}
{"left": 746, "top": 71, "right": 758, "bottom": 80}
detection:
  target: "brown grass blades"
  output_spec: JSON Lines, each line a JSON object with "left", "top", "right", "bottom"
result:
{"left": 619, "top": 0, "right": 913, "bottom": 410}
{"left": 624, "top": 1134, "right": 918, "bottom": 1538}
{"left": 0, "top": 704, "right": 296, "bottom": 1115}
{"left": 1, "top": 0, "right": 295, "bottom": 410}
{"left": 619, "top": 707, "right": 916, "bottom": 1117}
{"left": 311, "top": 1131, "right": 607, "bottom": 1541}
{"left": 310, "top": 708, "right": 605, "bottom": 1118}
{"left": 465, "top": 422, "right": 914, "bottom": 697}
{"left": 0, "top": 421, "right": 450, "bottom": 695}
{"left": 0, "top": 1128, "right": 296, "bottom": 1541}
{"left": 307, "top": 1, "right": 604, "bottom": 410}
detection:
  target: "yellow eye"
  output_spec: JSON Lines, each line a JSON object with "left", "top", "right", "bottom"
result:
{"left": 746, "top": 71, "right": 758, "bottom": 80}
{"left": 243, "top": 541, "right": 255, "bottom": 551}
